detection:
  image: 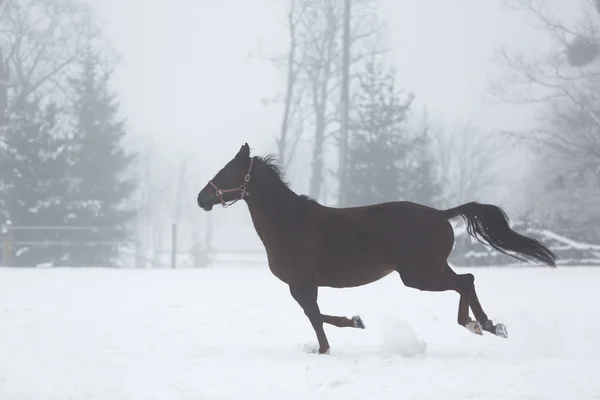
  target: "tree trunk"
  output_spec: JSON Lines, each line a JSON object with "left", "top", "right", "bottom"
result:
{"left": 309, "top": 110, "right": 326, "bottom": 199}
{"left": 278, "top": 0, "right": 298, "bottom": 166}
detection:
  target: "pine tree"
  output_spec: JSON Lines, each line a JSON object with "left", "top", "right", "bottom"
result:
{"left": 63, "top": 46, "right": 138, "bottom": 266}
{"left": 0, "top": 100, "right": 72, "bottom": 266}
{"left": 402, "top": 117, "right": 445, "bottom": 207}
{"left": 342, "top": 59, "right": 416, "bottom": 207}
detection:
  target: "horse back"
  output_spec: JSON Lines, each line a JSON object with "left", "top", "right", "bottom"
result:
{"left": 309, "top": 201, "right": 453, "bottom": 287}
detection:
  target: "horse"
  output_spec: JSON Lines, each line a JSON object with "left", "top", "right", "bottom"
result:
{"left": 196, "top": 143, "right": 557, "bottom": 354}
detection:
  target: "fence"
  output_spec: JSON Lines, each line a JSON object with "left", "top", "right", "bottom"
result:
{"left": 449, "top": 223, "right": 600, "bottom": 267}
{"left": 2, "top": 221, "right": 599, "bottom": 268}
{"left": 0, "top": 222, "right": 267, "bottom": 268}
{"left": 1, "top": 222, "right": 141, "bottom": 267}
{"left": 156, "top": 248, "right": 267, "bottom": 269}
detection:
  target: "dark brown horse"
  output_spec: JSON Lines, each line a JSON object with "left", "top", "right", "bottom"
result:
{"left": 197, "top": 143, "right": 557, "bottom": 354}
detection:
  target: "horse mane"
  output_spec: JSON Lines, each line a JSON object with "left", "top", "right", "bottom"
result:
{"left": 252, "top": 154, "right": 317, "bottom": 204}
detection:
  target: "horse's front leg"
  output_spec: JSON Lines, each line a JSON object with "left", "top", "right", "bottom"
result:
{"left": 289, "top": 284, "right": 330, "bottom": 354}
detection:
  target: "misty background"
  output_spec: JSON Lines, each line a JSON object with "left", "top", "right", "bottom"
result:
{"left": 1, "top": 0, "right": 599, "bottom": 267}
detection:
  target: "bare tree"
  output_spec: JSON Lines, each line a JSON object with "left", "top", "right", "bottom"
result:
{"left": 491, "top": 0, "right": 600, "bottom": 234}
{"left": 429, "top": 118, "right": 503, "bottom": 208}
{"left": 491, "top": 0, "right": 600, "bottom": 162}
{"left": 265, "top": 0, "right": 386, "bottom": 201}
{"left": 274, "top": 0, "right": 309, "bottom": 168}
{"left": 129, "top": 140, "right": 216, "bottom": 268}
{"left": 0, "top": 0, "right": 94, "bottom": 115}
{"left": 126, "top": 139, "right": 160, "bottom": 267}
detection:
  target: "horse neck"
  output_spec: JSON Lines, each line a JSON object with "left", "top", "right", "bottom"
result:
{"left": 244, "top": 164, "right": 307, "bottom": 231}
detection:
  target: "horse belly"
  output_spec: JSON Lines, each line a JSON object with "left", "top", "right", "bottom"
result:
{"left": 316, "top": 263, "right": 396, "bottom": 288}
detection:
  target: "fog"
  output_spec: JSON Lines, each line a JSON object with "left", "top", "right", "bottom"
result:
{"left": 2, "top": 0, "right": 598, "bottom": 267}
{"left": 94, "top": 0, "right": 537, "bottom": 163}
{"left": 92, "top": 0, "right": 540, "bottom": 252}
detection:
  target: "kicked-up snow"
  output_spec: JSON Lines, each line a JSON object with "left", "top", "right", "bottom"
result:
{"left": 0, "top": 266, "right": 599, "bottom": 399}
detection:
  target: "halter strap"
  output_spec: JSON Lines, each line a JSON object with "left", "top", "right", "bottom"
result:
{"left": 208, "top": 157, "right": 253, "bottom": 208}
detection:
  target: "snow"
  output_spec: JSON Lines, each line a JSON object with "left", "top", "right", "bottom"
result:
{"left": 1, "top": 266, "right": 599, "bottom": 399}
{"left": 528, "top": 228, "right": 600, "bottom": 251}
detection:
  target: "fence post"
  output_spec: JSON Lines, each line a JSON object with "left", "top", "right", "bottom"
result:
{"left": 1, "top": 220, "right": 13, "bottom": 266}
{"left": 135, "top": 241, "right": 144, "bottom": 269}
{"left": 171, "top": 223, "right": 177, "bottom": 269}
{"left": 205, "top": 214, "right": 213, "bottom": 268}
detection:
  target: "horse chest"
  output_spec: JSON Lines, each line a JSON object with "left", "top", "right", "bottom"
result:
{"left": 265, "top": 250, "right": 311, "bottom": 284}
{"left": 265, "top": 257, "right": 294, "bottom": 283}
{"left": 267, "top": 262, "right": 289, "bottom": 283}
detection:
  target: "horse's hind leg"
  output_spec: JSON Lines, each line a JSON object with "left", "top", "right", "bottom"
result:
{"left": 294, "top": 286, "right": 365, "bottom": 329}
{"left": 447, "top": 271, "right": 484, "bottom": 335}
{"left": 473, "top": 295, "right": 508, "bottom": 338}
{"left": 444, "top": 265, "right": 508, "bottom": 338}
{"left": 322, "top": 314, "right": 366, "bottom": 329}
{"left": 398, "top": 264, "right": 482, "bottom": 335}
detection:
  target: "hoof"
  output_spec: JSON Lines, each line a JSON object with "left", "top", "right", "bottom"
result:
{"left": 465, "top": 320, "right": 483, "bottom": 335}
{"left": 482, "top": 320, "right": 508, "bottom": 338}
{"left": 352, "top": 315, "right": 366, "bottom": 329}
{"left": 303, "top": 344, "right": 331, "bottom": 355}
{"left": 494, "top": 323, "right": 508, "bottom": 338}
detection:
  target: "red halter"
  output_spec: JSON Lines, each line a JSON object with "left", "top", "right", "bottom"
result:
{"left": 208, "top": 157, "right": 254, "bottom": 208}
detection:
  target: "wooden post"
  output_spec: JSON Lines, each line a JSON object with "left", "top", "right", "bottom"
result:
{"left": 205, "top": 214, "right": 214, "bottom": 268}
{"left": 1, "top": 220, "right": 13, "bottom": 266}
{"left": 171, "top": 223, "right": 177, "bottom": 269}
{"left": 135, "top": 241, "right": 144, "bottom": 269}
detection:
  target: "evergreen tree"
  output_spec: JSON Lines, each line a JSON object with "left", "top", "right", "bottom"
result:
{"left": 342, "top": 59, "right": 416, "bottom": 207}
{"left": 63, "top": 46, "right": 138, "bottom": 266}
{"left": 0, "top": 100, "right": 72, "bottom": 266}
{"left": 402, "top": 117, "right": 445, "bottom": 207}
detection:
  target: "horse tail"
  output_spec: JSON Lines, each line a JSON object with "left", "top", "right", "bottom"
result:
{"left": 441, "top": 202, "right": 557, "bottom": 268}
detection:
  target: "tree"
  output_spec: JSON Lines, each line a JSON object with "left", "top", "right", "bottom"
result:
{"left": 0, "top": 100, "right": 71, "bottom": 266}
{"left": 523, "top": 148, "right": 600, "bottom": 239}
{"left": 189, "top": 214, "right": 213, "bottom": 268}
{"left": 0, "top": 0, "right": 98, "bottom": 216}
{"left": 492, "top": 0, "right": 600, "bottom": 167}
{"left": 272, "top": 0, "right": 308, "bottom": 169}
{"left": 0, "top": 0, "right": 93, "bottom": 116}
{"left": 62, "top": 45, "right": 138, "bottom": 266}
{"left": 342, "top": 58, "right": 416, "bottom": 206}
{"left": 0, "top": 0, "right": 118, "bottom": 266}
{"left": 491, "top": 0, "right": 600, "bottom": 239}
{"left": 429, "top": 119, "right": 503, "bottom": 208}
{"left": 126, "top": 138, "right": 173, "bottom": 268}
{"left": 403, "top": 115, "right": 445, "bottom": 208}
{"left": 265, "top": 0, "right": 386, "bottom": 202}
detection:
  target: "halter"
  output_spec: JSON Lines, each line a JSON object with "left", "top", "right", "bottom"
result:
{"left": 208, "top": 157, "right": 254, "bottom": 208}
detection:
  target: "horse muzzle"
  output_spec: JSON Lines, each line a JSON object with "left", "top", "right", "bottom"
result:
{"left": 197, "top": 192, "right": 214, "bottom": 211}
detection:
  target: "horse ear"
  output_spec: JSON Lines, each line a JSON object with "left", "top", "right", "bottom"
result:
{"left": 236, "top": 143, "right": 250, "bottom": 159}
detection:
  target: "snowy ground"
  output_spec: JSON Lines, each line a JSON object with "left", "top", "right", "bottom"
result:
{"left": 1, "top": 266, "right": 599, "bottom": 400}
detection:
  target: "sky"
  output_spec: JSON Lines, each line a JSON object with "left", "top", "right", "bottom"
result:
{"left": 90, "top": 0, "right": 543, "bottom": 160}
{"left": 86, "top": 0, "right": 555, "bottom": 249}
